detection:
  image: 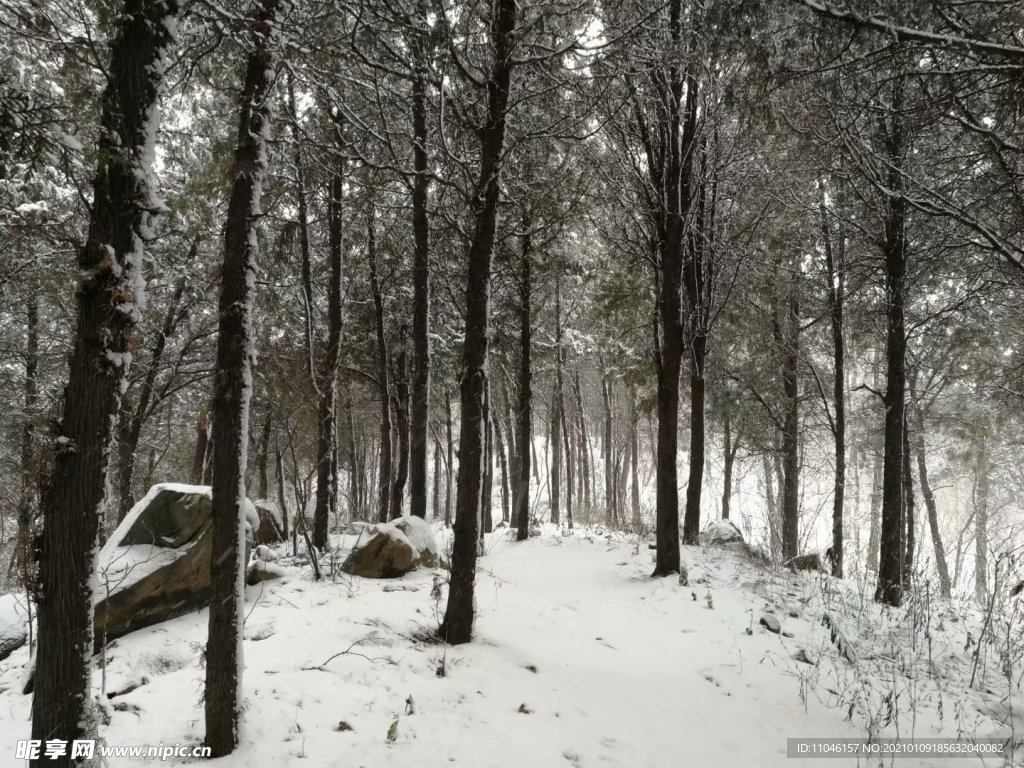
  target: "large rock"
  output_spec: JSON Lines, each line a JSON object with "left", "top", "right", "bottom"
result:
{"left": 391, "top": 516, "right": 438, "bottom": 568}
{"left": 700, "top": 519, "right": 744, "bottom": 546}
{"left": 95, "top": 483, "right": 259, "bottom": 648}
{"left": 253, "top": 499, "right": 284, "bottom": 545}
{"left": 342, "top": 519, "right": 438, "bottom": 578}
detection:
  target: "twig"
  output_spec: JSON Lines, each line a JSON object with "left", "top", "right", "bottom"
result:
{"left": 301, "top": 633, "right": 397, "bottom": 670}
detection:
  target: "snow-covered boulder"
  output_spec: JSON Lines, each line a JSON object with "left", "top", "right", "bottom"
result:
{"left": 95, "top": 483, "right": 258, "bottom": 647}
{"left": 700, "top": 519, "right": 744, "bottom": 546}
{"left": 342, "top": 521, "right": 437, "bottom": 578}
{"left": 392, "top": 515, "right": 438, "bottom": 568}
{"left": 253, "top": 499, "right": 284, "bottom": 545}
{"left": 0, "top": 593, "right": 30, "bottom": 661}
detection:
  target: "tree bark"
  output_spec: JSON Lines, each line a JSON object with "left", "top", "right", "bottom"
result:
{"left": 481, "top": 383, "right": 493, "bottom": 537}
{"left": 822, "top": 196, "right": 846, "bottom": 577}
{"left": 515, "top": 219, "right": 532, "bottom": 541}
{"left": 191, "top": 410, "right": 211, "bottom": 484}
{"left": 493, "top": 410, "right": 510, "bottom": 524}
{"left": 647, "top": 0, "right": 700, "bottom": 571}
{"left": 601, "top": 362, "right": 614, "bottom": 526}
{"left": 682, "top": 336, "right": 707, "bottom": 543}
{"left": 445, "top": 390, "right": 453, "bottom": 526}
{"left": 902, "top": 405, "right": 915, "bottom": 589}
{"left": 909, "top": 380, "right": 951, "bottom": 597}
{"left": 629, "top": 387, "right": 641, "bottom": 522}
{"left": 368, "top": 208, "right": 392, "bottom": 524}
{"left": 561, "top": 396, "right": 574, "bottom": 531}
{"left": 974, "top": 429, "right": 990, "bottom": 604}
{"left": 875, "top": 79, "right": 908, "bottom": 608}
{"left": 390, "top": 328, "right": 410, "bottom": 520}
{"left": 763, "top": 453, "right": 781, "bottom": 559}
{"left": 312, "top": 120, "right": 346, "bottom": 548}
{"left": 31, "top": 2, "right": 178, "bottom": 763}
{"left": 408, "top": 0, "right": 431, "bottom": 519}
{"left": 721, "top": 406, "right": 735, "bottom": 521}
{"left": 432, "top": 437, "right": 443, "bottom": 518}
{"left": 440, "top": 0, "right": 518, "bottom": 645}
{"left": 551, "top": 382, "right": 561, "bottom": 526}
{"left": 574, "top": 369, "right": 592, "bottom": 513}
{"left": 205, "top": 0, "right": 279, "bottom": 755}
{"left": 276, "top": 448, "right": 289, "bottom": 541}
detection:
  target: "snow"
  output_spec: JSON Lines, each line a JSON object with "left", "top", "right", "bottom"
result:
{"left": 0, "top": 528, "right": 1019, "bottom": 766}
{"left": 0, "top": 594, "right": 29, "bottom": 645}
{"left": 392, "top": 515, "right": 438, "bottom": 559}
{"left": 98, "top": 483, "right": 211, "bottom": 565}
{"left": 96, "top": 543, "right": 191, "bottom": 596}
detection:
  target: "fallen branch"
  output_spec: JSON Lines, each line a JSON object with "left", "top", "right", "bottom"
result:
{"left": 301, "top": 633, "right": 398, "bottom": 670}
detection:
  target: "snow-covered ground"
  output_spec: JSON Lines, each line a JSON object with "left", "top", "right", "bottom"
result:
{"left": 0, "top": 526, "right": 1019, "bottom": 766}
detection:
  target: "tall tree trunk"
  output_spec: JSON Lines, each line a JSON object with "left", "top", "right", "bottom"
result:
{"left": 312, "top": 122, "right": 346, "bottom": 548}
{"left": 555, "top": 276, "right": 571, "bottom": 528}
{"left": 902, "top": 406, "right": 915, "bottom": 589}
{"left": 822, "top": 195, "right": 846, "bottom": 578}
{"left": 432, "top": 437, "right": 443, "bottom": 518}
{"left": 493, "top": 411, "right": 510, "bottom": 524}
{"left": 192, "top": 410, "right": 211, "bottom": 484}
{"left": 974, "top": 430, "right": 990, "bottom": 604}
{"left": 440, "top": 0, "right": 518, "bottom": 645}
{"left": 681, "top": 138, "right": 715, "bottom": 545}
{"left": 775, "top": 256, "right": 800, "bottom": 561}
{"left": 629, "top": 387, "right": 640, "bottom": 522}
{"left": 276, "top": 448, "right": 289, "bottom": 541}
{"left": 551, "top": 383, "right": 561, "bottom": 525}
{"left": 867, "top": 451, "right": 882, "bottom": 573}
{"left": 574, "top": 369, "right": 592, "bottom": 513}
{"left": 31, "top": 2, "right": 178, "bottom": 763}
{"left": 408, "top": 0, "right": 431, "bottom": 519}
{"left": 876, "top": 79, "right": 908, "bottom": 608}
{"left": 649, "top": 0, "right": 700, "bottom": 571}
{"left": 763, "top": 453, "right": 781, "bottom": 560}
{"left": 601, "top": 363, "right": 614, "bottom": 526}
{"left": 561, "top": 400, "right": 574, "bottom": 530}
{"left": 500, "top": 377, "right": 518, "bottom": 515}
{"left": 390, "top": 328, "right": 410, "bottom": 520}
{"left": 721, "top": 407, "right": 734, "bottom": 521}
{"left": 681, "top": 335, "right": 708, "bottom": 543}
{"left": 481, "top": 383, "right": 493, "bottom": 536}
{"left": 346, "top": 388, "right": 360, "bottom": 518}
{"left": 205, "top": 0, "right": 279, "bottom": 755}
{"left": 368, "top": 209, "right": 392, "bottom": 524}
{"left": 515, "top": 219, "right": 532, "bottom": 541}
{"left": 445, "top": 390, "right": 453, "bottom": 526}
{"left": 910, "top": 381, "right": 951, "bottom": 597}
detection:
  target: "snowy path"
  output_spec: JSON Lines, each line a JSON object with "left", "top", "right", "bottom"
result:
{"left": 0, "top": 530, "right": 1010, "bottom": 766}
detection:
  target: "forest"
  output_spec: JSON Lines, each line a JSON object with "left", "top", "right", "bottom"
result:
{"left": 1, "top": 0, "right": 1023, "bottom": 765}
